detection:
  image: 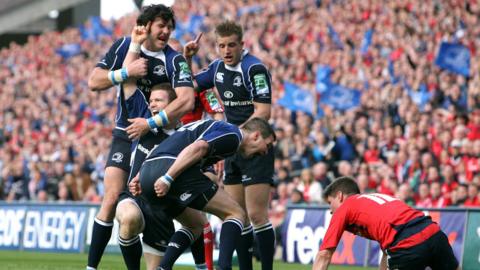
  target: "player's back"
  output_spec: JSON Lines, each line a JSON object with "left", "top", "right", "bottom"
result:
{"left": 342, "top": 193, "right": 427, "bottom": 249}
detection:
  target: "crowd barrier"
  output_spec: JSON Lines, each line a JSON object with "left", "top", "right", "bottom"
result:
{"left": 281, "top": 205, "right": 480, "bottom": 270}
{"left": 1, "top": 202, "right": 479, "bottom": 269}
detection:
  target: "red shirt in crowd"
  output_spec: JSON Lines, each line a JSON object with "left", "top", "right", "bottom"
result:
{"left": 320, "top": 194, "right": 439, "bottom": 251}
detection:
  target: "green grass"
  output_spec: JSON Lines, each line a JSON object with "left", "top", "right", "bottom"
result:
{"left": 0, "top": 250, "right": 375, "bottom": 269}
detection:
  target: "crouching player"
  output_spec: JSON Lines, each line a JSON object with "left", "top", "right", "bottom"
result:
{"left": 313, "top": 177, "right": 459, "bottom": 270}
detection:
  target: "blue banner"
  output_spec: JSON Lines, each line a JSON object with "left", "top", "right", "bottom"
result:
{"left": 320, "top": 84, "right": 361, "bottom": 111}
{"left": 80, "top": 16, "right": 112, "bottom": 43}
{"left": 360, "top": 29, "right": 373, "bottom": 54}
{"left": 435, "top": 42, "right": 470, "bottom": 76}
{"left": 315, "top": 65, "right": 332, "bottom": 93}
{"left": 174, "top": 13, "right": 205, "bottom": 42}
{"left": 55, "top": 43, "right": 82, "bottom": 59}
{"left": 282, "top": 208, "right": 368, "bottom": 265}
{"left": 277, "top": 82, "right": 315, "bottom": 114}
{"left": 0, "top": 204, "right": 88, "bottom": 252}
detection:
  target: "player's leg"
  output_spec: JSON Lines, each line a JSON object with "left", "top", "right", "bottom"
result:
{"left": 203, "top": 170, "right": 218, "bottom": 270}
{"left": 426, "top": 231, "right": 459, "bottom": 270}
{"left": 245, "top": 183, "right": 275, "bottom": 270}
{"left": 243, "top": 151, "right": 275, "bottom": 270}
{"left": 203, "top": 187, "right": 246, "bottom": 270}
{"left": 158, "top": 208, "right": 205, "bottom": 270}
{"left": 116, "top": 198, "right": 144, "bottom": 270}
{"left": 224, "top": 184, "right": 253, "bottom": 270}
{"left": 87, "top": 135, "right": 131, "bottom": 269}
{"left": 223, "top": 156, "right": 253, "bottom": 270}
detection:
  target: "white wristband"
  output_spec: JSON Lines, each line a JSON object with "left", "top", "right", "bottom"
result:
{"left": 129, "top": 42, "right": 141, "bottom": 54}
{"left": 159, "top": 176, "right": 172, "bottom": 188}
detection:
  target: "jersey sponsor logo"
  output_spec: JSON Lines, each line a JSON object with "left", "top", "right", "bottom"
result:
{"left": 112, "top": 152, "right": 124, "bottom": 163}
{"left": 180, "top": 192, "right": 192, "bottom": 201}
{"left": 153, "top": 64, "right": 166, "bottom": 76}
{"left": 233, "top": 75, "right": 242, "bottom": 87}
{"left": 216, "top": 72, "right": 224, "bottom": 83}
{"left": 137, "top": 144, "right": 149, "bottom": 155}
{"left": 253, "top": 74, "right": 269, "bottom": 94}
{"left": 223, "top": 100, "right": 253, "bottom": 107}
{"left": 178, "top": 62, "right": 192, "bottom": 82}
{"left": 241, "top": 175, "right": 252, "bottom": 182}
{"left": 223, "top": 91, "right": 234, "bottom": 99}
{"left": 168, "top": 242, "right": 180, "bottom": 249}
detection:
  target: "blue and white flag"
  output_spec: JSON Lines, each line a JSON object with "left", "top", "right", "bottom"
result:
{"left": 327, "top": 24, "right": 343, "bottom": 49}
{"left": 80, "top": 16, "right": 112, "bottom": 43}
{"left": 360, "top": 29, "right": 373, "bottom": 55}
{"left": 56, "top": 43, "right": 82, "bottom": 59}
{"left": 277, "top": 82, "right": 315, "bottom": 114}
{"left": 403, "top": 81, "right": 432, "bottom": 112}
{"left": 315, "top": 65, "right": 332, "bottom": 93}
{"left": 435, "top": 42, "right": 470, "bottom": 77}
{"left": 320, "top": 84, "right": 361, "bottom": 111}
{"left": 174, "top": 13, "right": 205, "bottom": 42}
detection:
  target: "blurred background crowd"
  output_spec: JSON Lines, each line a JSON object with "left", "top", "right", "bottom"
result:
{"left": 1, "top": 0, "right": 480, "bottom": 230}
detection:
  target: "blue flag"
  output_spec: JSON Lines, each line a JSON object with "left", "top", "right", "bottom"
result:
{"left": 80, "top": 16, "right": 112, "bottom": 43}
{"left": 320, "top": 84, "right": 361, "bottom": 111}
{"left": 174, "top": 13, "right": 205, "bottom": 42}
{"left": 403, "top": 81, "right": 432, "bottom": 112}
{"left": 56, "top": 43, "right": 81, "bottom": 59}
{"left": 327, "top": 24, "right": 343, "bottom": 49}
{"left": 315, "top": 65, "right": 332, "bottom": 93}
{"left": 435, "top": 42, "right": 470, "bottom": 77}
{"left": 360, "top": 29, "right": 373, "bottom": 54}
{"left": 277, "top": 82, "right": 315, "bottom": 114}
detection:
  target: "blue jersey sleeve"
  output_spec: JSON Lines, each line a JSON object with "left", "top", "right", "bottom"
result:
{"left": 200, "top": 121, "right": 242, "bottom": 158}
{"left": 194, "top": 60, "right": 220, "bottom": 92}
{"left": 95, "top": 37, "right": 130, "bottom": 70}
{"left": 248, "top": 64, "right": 272, "bottom": 104}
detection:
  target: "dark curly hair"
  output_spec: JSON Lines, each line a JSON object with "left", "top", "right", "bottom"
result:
{"left": 136, "top": 4, "right": 175, "bottom": 29}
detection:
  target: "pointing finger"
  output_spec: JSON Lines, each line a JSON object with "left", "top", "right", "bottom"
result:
{"left": 194, "top": 32, "right": 203, "bottom": 44}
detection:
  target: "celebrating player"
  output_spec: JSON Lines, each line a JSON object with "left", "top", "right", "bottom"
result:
{"left": 86, "top": 4, "right": 194, "bottom": 269}
{"left": 313, "top": 177, "right": 459, "bottom": 270}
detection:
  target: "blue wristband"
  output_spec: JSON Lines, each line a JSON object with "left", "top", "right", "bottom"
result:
{"left": 147, "top": 117, "right": 157, "bottom": 130}
{"left": 163, "top": 174, "right": 173, "bottom": 184}
{"left": 159, "top": 110, "right": 169, "bottom": 126}
{"left": 110, "top": 71, "right": 118, "bottom": 85}
{"left": 121, "top": 67, "right": 128, "bottom": 81}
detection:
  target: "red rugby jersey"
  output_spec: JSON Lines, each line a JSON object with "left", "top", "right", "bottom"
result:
{"left": 320, "top": 193, "right": 439, "bottom": 251}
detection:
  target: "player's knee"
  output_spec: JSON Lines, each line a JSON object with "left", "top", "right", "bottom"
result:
{"left": 247, "top": 208, "right": 269, "bottom": 226}
{"left": 116, "top": 202, "right": 143, "bottom": 238}
{"left": 227, "top": 203, "right": 247, "bottom": 225}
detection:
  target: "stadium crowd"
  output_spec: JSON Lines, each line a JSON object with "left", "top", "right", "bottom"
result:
{"left": 1, "top": 0, "right": 480, "bottom": 231}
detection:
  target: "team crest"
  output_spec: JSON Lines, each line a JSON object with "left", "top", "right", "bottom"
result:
{"left": 153, "top": 64, "right": 165, "bottom": 76}
{"left": 111, "top": 152, "right": 123, "bottom": 163}
{"left": 233, "top": 75, "right": 242, "bottom": 87}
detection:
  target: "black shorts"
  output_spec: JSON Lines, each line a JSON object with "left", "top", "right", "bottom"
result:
{"left": 105, "top": 129, "right": 132, "bottom": 173}
{"left": 118, "top": 191, "right": 175, "bottom": 254}
{"left": 387, "top": 230, "right": 458, "bottom": 270}
{"left": 224, "top": 147, "right": 274, "bottom": 186}
{"left": 139, "top": 157, "right": 218, "bottom": 217}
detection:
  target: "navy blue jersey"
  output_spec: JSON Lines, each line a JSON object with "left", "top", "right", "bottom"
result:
{"left": 146, "top": 120, "right": 242, "bottom": 168}
{"left": 96, "top": 37, "right": 194, "bottom": 129}
{"left": 194, "top": 50, "right": 272, "bottom": 125}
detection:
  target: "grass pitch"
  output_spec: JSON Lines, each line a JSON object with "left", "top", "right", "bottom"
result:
{"left": 0, "top": 250, "right": 375, "bottom": 269}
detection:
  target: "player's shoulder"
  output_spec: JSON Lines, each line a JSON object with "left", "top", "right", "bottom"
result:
{"left": 240, "top": 51, "right": 269, "bottom": 73}
{"left": 111, "top": 36, "right": 131, "bottom": 50}
{"left": 164, "top": 44, "right": 185, "bottom": 60}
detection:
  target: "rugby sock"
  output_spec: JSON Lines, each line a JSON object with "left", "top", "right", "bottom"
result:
{"left": 159, "top": 228, "right": 194, "bottom": 270}
{"left": 236, "top": 225, "right": 253, "bottom": 270}
{"left": 254, "top": 223, "right": 275, "bottom": 270}
{"left": 203, "top": 223, "right": 214, "bottom": 270}
{"left": 190, "top": 231, "right": 206, "bottom": 267}
{"left": 118, "top": 235, "right": 142, "bottom": 270}
{"left": 217, "top": 218, "right": 243, "bottom": 270}
{"left": 87, "top": 218, "right": 113, "bottom": 268}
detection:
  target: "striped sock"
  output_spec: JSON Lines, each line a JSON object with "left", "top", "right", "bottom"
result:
{"left": 87, "top": 218, "right": 113, "bottom": 269}
{"left": 254, "top": 222, "right": 275, "bottom": 270}
{"left": 159, "top": 228, "right": 194, "bottom": 270}
{"left": 118, "top": 235, "right": 142, "bottom": 270}
{"left": 218, "top": 218, "right": 243, "bottom": 270}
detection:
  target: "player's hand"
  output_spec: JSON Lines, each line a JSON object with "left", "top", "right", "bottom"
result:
{"left": 129, "top": 175, "right": 142, "bottom": 196}
{"left": 184, "top": 33, "right": 202, "bottom": 58}
{"left": 126, "top": 58, "right": 148, "bottom": 78}
{"left": 127, "top": 118, "right": 150, "bottom": 140}
{"left": 214, "top": 160, "right": 224, "bottom": 183}
{"left": 154, "top": 176, "right": 171, "bottom": 197}
{"left": 131, "top": 22, "right": 151, "bottom": 44}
